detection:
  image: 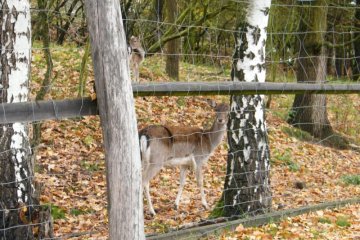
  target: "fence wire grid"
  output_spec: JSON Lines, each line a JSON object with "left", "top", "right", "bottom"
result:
{"left": 0, "top": 0, "right": 359, "bottom": 239}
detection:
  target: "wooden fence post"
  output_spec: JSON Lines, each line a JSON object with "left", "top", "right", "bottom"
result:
{"left": 84, "top": 1, "right": 145, "bottom": 239}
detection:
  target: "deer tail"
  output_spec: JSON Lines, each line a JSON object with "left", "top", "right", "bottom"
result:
{"left": 139, "top": 135, "right": 151, "bottom": 171}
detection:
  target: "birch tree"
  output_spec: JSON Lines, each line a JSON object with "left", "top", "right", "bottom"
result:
{"left": 214, "top": 0, "right": 272, "bottom": 218}
{"left": 0, "top": 0, "right": 38, "bottom": 239}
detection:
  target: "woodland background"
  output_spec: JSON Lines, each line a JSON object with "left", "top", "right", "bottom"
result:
{"left": 1, "top": 0, "right": 359, "bottom": 239}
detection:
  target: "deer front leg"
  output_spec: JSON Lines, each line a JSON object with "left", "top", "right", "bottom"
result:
{"left": 144, "top": 182, "right": 156, "bottom": 216}
{"left": 175, "top": 166, "right": 188, "bottom": 210}
{"left": 195, "top": 165, "right": 209, "bottom": 210}
{"left": 134, "top": 63, "right": 140, "bottom": 82}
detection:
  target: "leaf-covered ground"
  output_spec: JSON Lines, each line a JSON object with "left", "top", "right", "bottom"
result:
{"left": 216, "top": 204, "right": 360, "bottom": 240}
{"left": 34, "top": 95, "right": 360, "bottom": 239}
{"left": 31, "top": 45, "right": 360, "bottom": 239}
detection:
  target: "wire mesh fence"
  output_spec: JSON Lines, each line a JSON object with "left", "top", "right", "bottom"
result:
{"left": 0, "top": 0, "right": 359, "bottom": 239}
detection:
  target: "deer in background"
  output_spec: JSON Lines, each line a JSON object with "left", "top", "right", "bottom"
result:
{"left": 129, "top": 36, "right": 145, "bottom": 82}
{"left": 139, "top": 101, "right": 229, "bottom": 216}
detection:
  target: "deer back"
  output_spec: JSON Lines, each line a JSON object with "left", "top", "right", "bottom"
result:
{"left": 165, "top": 126, "right": 212, "bottom": 159}
{"left": 139, "top": 125, "right": 173, "bottom": 149}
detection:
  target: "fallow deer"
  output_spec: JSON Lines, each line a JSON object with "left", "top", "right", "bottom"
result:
{"left": 139, "top": 101, "right": 229, "bottom": 216}
{"left": 129, "top": 36, "right": 145, "bottom": 82}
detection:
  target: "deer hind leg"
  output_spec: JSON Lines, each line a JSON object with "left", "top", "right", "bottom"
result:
{"left": 142, "top": 162, "right": 162, "bottom": 216}
{"left": 175, "top": 165, "right": 188, "bottom": 210}
{"left": 195, "top": 164, "right": 209, "bottom": 210}
{"left": 144, "top": 181, "right": 156, "bottom": 216}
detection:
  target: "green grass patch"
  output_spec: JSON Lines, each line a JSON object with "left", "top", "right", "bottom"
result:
{"left": 34, "top": 164, "right": 45, "bottom": 174}
{"left": 272, "top": 148, "right": 300, "bottom": 172}
{"left": 287, "top": 161, "right": 300, "bottom": 172}
{"left": 176, "top": 96, "right": 186, "bottom": 107}
{"left": 142, "top": 55, "right": 231, "bottom": 82}
{"left": 336, "top": 216, "right": 351, "bottom": 227}
{"left": 281, "top": 126, "right": 313, "bottom": 142}
{"left": 272, "top": 110, "right": 288, "bottom": 121}
{"left": 310, "top": 229, "right": 321, "bottom": 238}
{"left": 83, "top": 135, "right": 94, "bottom": 147}
{"left": 208, "top": 199, "right": 225, "bottom": 219}
{"left": 318, "top": 217, "right": 332, "bottom": 224}
{"left": 341, "top": 174, "right": 360, "bottom": 185}
{"left": 268, "top": 95, "right": 294, "bottom": 120}
{"left": 148, "top": 221, "right": 170, "bottom": 233}
{"left": 49, "top": 205, "right": 66, "bottom": 220}
{"left": 70, "top": 208, "right": 94, "bottom": 216}
{"left": 266, "top": 223, "right": 279, "bottom": 236}
{"left": 81, "top": 160, "right": 100, "bottom": 172}
{"left": 328, "top": 95, "right": 360, "bottom": 143}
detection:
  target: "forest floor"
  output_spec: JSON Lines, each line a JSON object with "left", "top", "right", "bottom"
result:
{"left": 34, "top": 95, "right": 360, "bottom": 239}
{"left": 211, "top": 203, "right": 360, "bottom": 239}
{"left": 31, "top": 46, "right": 360, "bottom": 239}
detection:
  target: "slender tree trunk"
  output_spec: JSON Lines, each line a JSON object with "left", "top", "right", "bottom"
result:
{"left": 214, "top": 0, "right": 272, "bottom": 218}
{"left": 165, "top": 0, "right": 180, "bottom": 80}
{"left": 326, "top": 39, "right": 336, "bottom": 77}
{"left": 78, "top": 37, "right": 91, "bottom": 97}
{"left": 56, "top": 0, "right": 82, "bottom": 45}
{"left": 84, "top": 1, "right": 145, "bottom": 239}
{"left": 287, "top": 1, "right": 334, "bottom": 139}
{"left": 0, "top": 1, "right": 50, "bottom": 239}
{"left": 154, "top": 0, "right": 164, "bottom": 39}
{"left": 32, "top": 0, "right": 54, "bottom": 149}
{"left": 335, "top": 47, "right": 345, "bottom": 78}
{"left": 121, "top": 0, "right": 133, "bottom": 38}
{"left": 352, "top": 0, "right": 360, "bottom": 81}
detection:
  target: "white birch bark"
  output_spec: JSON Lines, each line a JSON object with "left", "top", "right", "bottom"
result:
{"left": 4, "top": 0, "right": 32, "bottom": 203}
{"left": 222, "top": 0, "right": 272, "bottom": 217}
{"left": 0, "top": 0, "right": 35, "bottom": 239}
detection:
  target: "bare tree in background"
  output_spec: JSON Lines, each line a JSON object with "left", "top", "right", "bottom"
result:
{"left": 165, "top": 0, "right": 180, "bottom": 80}
{"left": 352, "top": 0, "right": 360, "bottom": 81}
{"left": 287, "top": 1, "right": 335, "bottom": 142}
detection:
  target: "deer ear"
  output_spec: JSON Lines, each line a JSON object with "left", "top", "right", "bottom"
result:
{"left": 206, "top": 99, "right": 217, "bottom": 108}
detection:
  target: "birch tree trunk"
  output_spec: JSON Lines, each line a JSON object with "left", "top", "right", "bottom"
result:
{"left": 215, "top": 0, "right": 272, "bottom": 218}
{"left": 84, "top": 1, "right": 145, "bottom": 239}
{"left": 287, "top": 1, "right": 334, "bottom": 140}
{"left": 0, "top": 1, "right": 40, "bottom": 239}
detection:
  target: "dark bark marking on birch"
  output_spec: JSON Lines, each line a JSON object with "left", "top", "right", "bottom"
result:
{"left": 262, "top": 7, "right": 270, "bottom": 16}
{"left": 251, "top": 27, "right": 261, "bottom": 45}
{"left": 247, "top": 52, "right": 255, "bottom": 60}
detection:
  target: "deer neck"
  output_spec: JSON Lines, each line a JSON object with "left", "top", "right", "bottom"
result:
{"left": 207, "top": 121, "right": 226, "bottom": 150}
